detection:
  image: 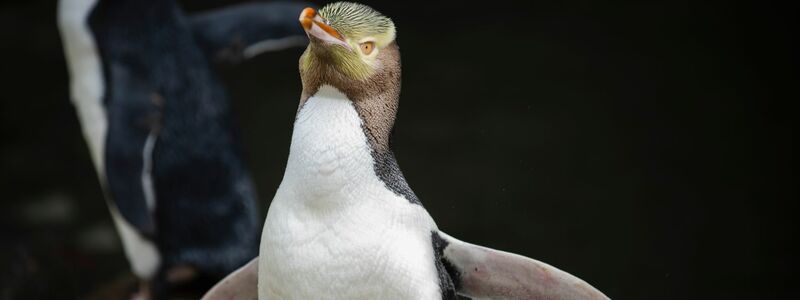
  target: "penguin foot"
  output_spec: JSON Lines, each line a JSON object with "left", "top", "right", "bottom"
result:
{"left": 166, "top": 265, "right": 198, "bottom": 284}
{"left": 130, "top": 281, "right": 150, "bottom": 300}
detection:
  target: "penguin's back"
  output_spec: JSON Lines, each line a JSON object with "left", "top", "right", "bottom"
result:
{"left": 89, "top": 0, "right": 260, "bottom": 275}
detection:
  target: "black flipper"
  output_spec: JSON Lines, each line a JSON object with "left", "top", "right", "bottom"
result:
{"left": 103, "top": 62, "right": 161, "bottom": 237}
{"left": 189, "top": 1, "right": 311, "bottom": 63}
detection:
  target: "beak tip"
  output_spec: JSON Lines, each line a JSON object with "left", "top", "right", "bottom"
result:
{"left": 298, "top": 7, "right": 347, "bottom": 48}
{"left": 299, "top": 7, "right": 316, "bottom": 30}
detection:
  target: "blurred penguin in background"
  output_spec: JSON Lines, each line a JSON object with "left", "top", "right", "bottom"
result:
{"left": 57, "top": 0, "right": 309, "bottom": 298}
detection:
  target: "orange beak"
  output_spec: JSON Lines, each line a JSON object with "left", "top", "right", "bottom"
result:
{"left": 299, "top": 7, "right": 350, "bottom": 49}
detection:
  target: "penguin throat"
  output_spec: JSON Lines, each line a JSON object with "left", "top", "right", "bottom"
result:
{"left": 284, "top": 85, "right": 419, "bottom": 205}
{"left": 298, "top": 42, "right": 402, "bottom": 153}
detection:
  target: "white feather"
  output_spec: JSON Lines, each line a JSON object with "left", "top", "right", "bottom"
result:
{"left": 57, "top": 0, "right": 106, "bottom": 174}
{"left": 258, "top": 86, "right": 442, "bottom": 299}
{"left": 108, "top": 206, "right": 161, "bottom": 278}
{"left": 242, "top": 35, "right": 308, "bottom": 59}
{"left": 141, "top": 132, "right": 157, "bottom": 211}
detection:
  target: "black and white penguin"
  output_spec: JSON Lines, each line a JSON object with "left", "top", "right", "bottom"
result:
{"left": 204, "top": 2, "right": 610, "bottom": 300}
{"left": 57, "top": 0, "right": 308, "bottom": 298}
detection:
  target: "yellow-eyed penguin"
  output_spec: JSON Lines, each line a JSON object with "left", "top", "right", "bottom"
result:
{"left": 57, "top": 0, "right": 308, "bottom": 298}
{"left": 204, "top": 2, "right": 610, "bottom": 300}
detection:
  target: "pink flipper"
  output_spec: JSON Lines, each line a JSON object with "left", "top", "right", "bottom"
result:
{"left": 201, "top": 258, "right": 259, "bottom": 300}
{"left": 438, "top": 232, "right": 610, "bottom": 300}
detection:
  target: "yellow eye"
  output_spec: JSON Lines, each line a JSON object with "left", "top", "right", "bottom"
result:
{"left": 360, "top": 41, "right": 375, "bottom": 55}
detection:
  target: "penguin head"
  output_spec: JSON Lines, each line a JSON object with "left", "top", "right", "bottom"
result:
{"left": 298, "top": 2, "right": 398, "bottom": 82}
{"left": 298, "top": 2, "right": 401, "bottom": 153}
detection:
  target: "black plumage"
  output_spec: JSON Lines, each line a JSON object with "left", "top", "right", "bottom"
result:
{"left": 64, "top": 0, "right": 308, "bottom": 297}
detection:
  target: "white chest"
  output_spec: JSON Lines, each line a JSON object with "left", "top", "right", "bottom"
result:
{"left": 58, "top": 0, "right": 107, "bottom": 174}
{"left": 258, "top": 86, "right": 441, "bottom": 299}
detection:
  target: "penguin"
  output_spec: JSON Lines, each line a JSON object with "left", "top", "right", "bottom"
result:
{"left": 57, "top": 0, "right": 308, "bottom": 298}
{"left": 204, "top": 2, "right": 610, "bottom": 300}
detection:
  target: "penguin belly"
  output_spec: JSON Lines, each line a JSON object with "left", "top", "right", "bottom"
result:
{"left": 258, "top": 86, "right": 442, "bottom": 299}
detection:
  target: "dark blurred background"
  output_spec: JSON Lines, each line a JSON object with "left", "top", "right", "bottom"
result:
{"left": 0, "top": 0, "right": 795, "bottom": 299}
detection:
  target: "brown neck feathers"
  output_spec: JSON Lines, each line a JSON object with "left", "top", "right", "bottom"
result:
{"left": 298, "top": 42, "right": 401, "bottom": 153}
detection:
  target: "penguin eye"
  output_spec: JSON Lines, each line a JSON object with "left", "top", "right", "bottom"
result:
{"left": 359, "top": 41, "right": 375, "bottom": 55}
